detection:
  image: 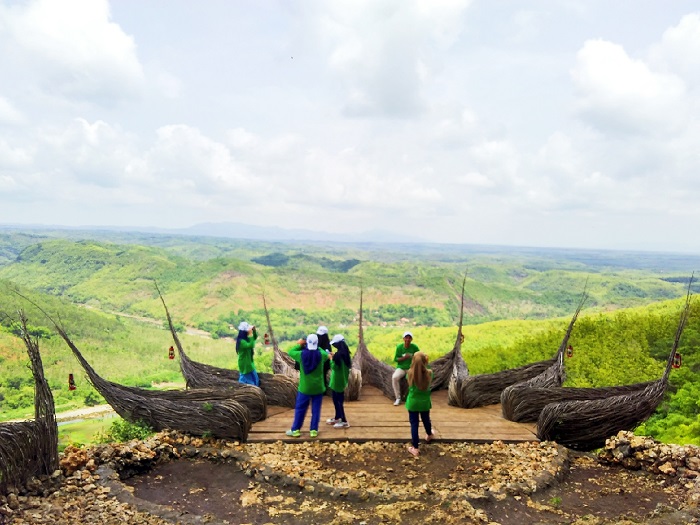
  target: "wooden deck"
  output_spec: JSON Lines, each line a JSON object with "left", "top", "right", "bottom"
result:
{"left": 249, "top": 386, "right": 538, "bottom": 443}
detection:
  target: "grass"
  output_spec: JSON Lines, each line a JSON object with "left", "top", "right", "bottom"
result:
{"left": 57, "top": 415, "right": 118, "bottom": 450}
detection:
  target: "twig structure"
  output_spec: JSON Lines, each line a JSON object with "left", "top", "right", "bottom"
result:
{"left": 432, "top": 274, "right": 469, "bottom": 397}
{"left": 0, "top": 311, "right": 58, "bottom": 493}
{"left": 500, "top": 288, "right": 588, "bottom": 421}
{"left": 263, "top": 291, "right": 298, "bottom": 379}
{"left": 54, "top": 322, "right": 253, "bottom": 440}
{"left": 450, "top": 287, "right": 587, "bottom": 409}
{"left": 156, "top": 282, "right": 297, "bottom": 408}
{"left": 345, "top": 289, "right": 398, "bottom": 400}
{"left": 536, "top": 283, "right": 693, "bottom": 451}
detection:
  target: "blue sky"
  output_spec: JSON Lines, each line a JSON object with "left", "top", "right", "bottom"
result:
{"left": 1, "top": 0, "right": 700, "bottom": 252}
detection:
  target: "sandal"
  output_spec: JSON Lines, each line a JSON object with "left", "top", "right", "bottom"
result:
{"left": 407, "top": 445, "right": 420, "bottom": 457}
{"left": 426, "top": 433, "right": 435, "bottom": 443}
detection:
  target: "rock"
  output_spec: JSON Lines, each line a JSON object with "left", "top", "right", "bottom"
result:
{"left": 658, "top": 462, "right": 677, "bottom": 476}
{"left": 7, "top": 494, "right": 19, "bottom": 510}
{"left": 688, "top": 457, "right": 700, "bottom": 471}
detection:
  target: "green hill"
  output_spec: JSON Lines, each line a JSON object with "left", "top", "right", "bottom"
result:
{"left": 1, "top": 230, "right": 699, "bottom": 445}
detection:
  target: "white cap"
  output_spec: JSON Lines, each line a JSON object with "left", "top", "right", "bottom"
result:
{"left": 317, "top": 326, "right": 328, "bottom": 335}
{"left": 238, "top": 322, "right": 250, "bottom": 331}
{"left": 306, "top": 333, "right": 319, "bottom": 350}
{"left": 403, "top": 331, "right": 413, "bottom": 339}
{"left": 331, "top": 334, "right": 344, "bottom": 345}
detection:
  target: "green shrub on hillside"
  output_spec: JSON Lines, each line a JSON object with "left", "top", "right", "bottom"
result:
{"left": 95, "top": 419, "right": 154, "bottom": 443}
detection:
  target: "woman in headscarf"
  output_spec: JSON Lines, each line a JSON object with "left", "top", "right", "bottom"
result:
{"left": 236, "top": 321, "right": 259, "bottom": 386}
{"left": 285, "top": 333, "right": 330, "bottom": 438}
{"left": 326, "top": 334, "right": 352, "bottom": 428}
{"left": 317, "top": 325, "right": 332, "bottom": 389}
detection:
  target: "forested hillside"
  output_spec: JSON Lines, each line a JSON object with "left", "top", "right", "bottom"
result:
{"left": 0, "top": 230, "right": 699, "bottom": 445}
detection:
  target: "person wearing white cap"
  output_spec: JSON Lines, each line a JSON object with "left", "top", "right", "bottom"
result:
{"left": 392, "top": 331, "right": 420, "bottom": 405}
{"left": 285, "top": 333, "right": 330, "bottom": 438}
{"left": 326, "top": 334, "right": 351, "bottom": 428}
{"left": 236, "top": 321, "right": 259, "bottom": 386}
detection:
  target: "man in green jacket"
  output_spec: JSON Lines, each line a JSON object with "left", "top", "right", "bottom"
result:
{"left": 286, "top": 333, "right": 330, "bottom": 438}
{"left": 392, "top": 331, "right": 420, "bottom": 405}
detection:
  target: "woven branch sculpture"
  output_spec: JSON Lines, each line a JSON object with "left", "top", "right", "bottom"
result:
{"left": 450, "top": 287, "right": 587, "bottom": 409}
{"left": 52, "top": 321, "right": 253, "bottom": 441}
{"left": 345, "top": 289, "right": 398, "bottom": 400}
{"left": 536, "top": 286, "right": 693, "bottom": 451}
{"left": 432, "top": 274, "right": 469, "bottom": 392}
{"left": 445, "top": 274, "right": 471, "bottom": 406}
{"left": 347, "top": 279, "right": 469, "bottom": 402}
{"left": 262, "top": 291, "right": 299, "bottom": 379}
{"left": 0, "top": 311, "right": 58, "bottom": 494}
{"left": 343, "top": 299, "right": 364, "bottom": 401}
{"left": 156, "top": 283, "right": 298, "bottom": 408}
{"left": 500, "top": 289, "right": 588, "bottom": 422}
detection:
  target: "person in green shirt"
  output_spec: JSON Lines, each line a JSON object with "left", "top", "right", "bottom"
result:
{"left": 405, "top": 351, "right": 435, "bottom": 457}
{"left": 236, "top": 321, "right": 259, "bottom": 386}
{"left": 392, "top": 331, "right": 420, "bottom": 405}
{"left": 285, "top": 333, "right": 330, "bottom": 438}
{"left": 326, "top": 334, "right": 352, "bottom": 429}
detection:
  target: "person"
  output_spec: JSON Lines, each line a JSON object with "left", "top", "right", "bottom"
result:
{"left": 236, "top": 321, "right": 259, "bottom": 386}
{"left": 317, "top": 325, "right": 332, "bottom": 389}
{"left": 392, "top": 331, "right": 420, "bottom": 405}
{"left": 405, "top": 351, "right": 435, "bottom": 457}
{"left": 326, "top": 334, "right": 351, "bottom": 428}
{"left": 285, "top": 333, "right": 330, "bottom": 438}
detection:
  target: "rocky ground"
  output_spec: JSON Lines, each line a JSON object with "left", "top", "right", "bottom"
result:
{"left": 2, "top": 431, "right": 700, "bottom": 525}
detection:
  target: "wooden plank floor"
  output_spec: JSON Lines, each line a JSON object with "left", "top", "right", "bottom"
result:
{"left": 249, "top": 386, "right": 538, "bottom": 443}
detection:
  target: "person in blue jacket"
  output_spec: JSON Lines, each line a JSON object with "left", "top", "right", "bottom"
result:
{"left": 285, "top": 333, "right": 329, "bottom": 438}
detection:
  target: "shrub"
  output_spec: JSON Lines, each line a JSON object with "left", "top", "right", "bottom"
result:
{"left": 95, "top": 418, "right": 154, "bottom": 443}
{"left": 83, "top": 390, "right": 103, "bottom": 407}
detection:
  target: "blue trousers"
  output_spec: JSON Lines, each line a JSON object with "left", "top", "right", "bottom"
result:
{"left": 291, "top": 392, "right": 323, "bottom": 431}
{"left": 409, "top": 410, "right": 432, "bottom": 448}
{"left": 239, "top": 370, "right": 259, "bottom": 386}
{"left": 332, "top": 390, "right": 346, "bottom": 422}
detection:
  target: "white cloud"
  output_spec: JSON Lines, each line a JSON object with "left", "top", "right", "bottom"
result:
{"left": 0, "top": 138, "right": 32, "bottom": 169}
{"left": 457, "top": 171, "right": 494, "bottom": 189}
{"left": 315, "top": 0, "right": 471, "bottom": 117}
{"left": 571, "top": 39, "right": 687, "bottom": 136}
{"left": 37, "top": 118, "right": 135, "bottom": 187}
{"left": 650, "top": 13, "right": 700, "bottom": 85}
{"left": 0, "top": 0, "right": 144, "bottom": 103}
{"left": 0, "top": 96, "right": 24, "bottom": 125}
{"left": 143, "top": 125, "right": 256, "bottom": 195}
{"left": 2, "top": 2, "right": 700, "bottom": 251}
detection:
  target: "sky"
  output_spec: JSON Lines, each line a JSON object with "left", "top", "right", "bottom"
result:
{"left": 1, "top": 1, "right": 700, "bottom": 253}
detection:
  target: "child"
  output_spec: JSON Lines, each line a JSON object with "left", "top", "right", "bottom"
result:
{"left": 405, "top": 351, "right": 435, "bottom": 457}
{"left": 326, "top": 334, "right": 351, "bottom": 428}
{"left": 236, "top": 322, "right": 259, "bottom": 386}
{"left": 285, "top": 333, "right": 329, "bottom": 438}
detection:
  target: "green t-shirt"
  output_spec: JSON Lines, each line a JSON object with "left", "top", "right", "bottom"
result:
{"left": 288, "top": 344, "right": 330, "bottom": 395}
{"left": 329, "top": 357, "right": 350, "bottom": 393}
{"left": 237, "top": 331, "right": 258, "bottom": 375}
{"left": 405, "top": 371, "right": 433, "bottom": 412}
{"left": 394, "top": 342, "right": 420, "bottom": 370}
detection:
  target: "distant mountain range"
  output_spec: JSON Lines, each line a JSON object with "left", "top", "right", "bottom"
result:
{"left": 0, "top": 221, "right": 426, "bottom": 244}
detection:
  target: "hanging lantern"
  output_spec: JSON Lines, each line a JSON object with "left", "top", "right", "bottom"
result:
{"left": 673, "top": 352, "right": 682, "bottom": 369}
{"left": 68, "top": 373, "right": 76, "bottom": 391}
{"left": 566, "top": 345, "right": 574, "bottom": 358}
{"left": 264, "top": 333, "right": 270, "bottom": 345}
{"left": 168, "top": 346, "right": 175, "bottom": 359}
